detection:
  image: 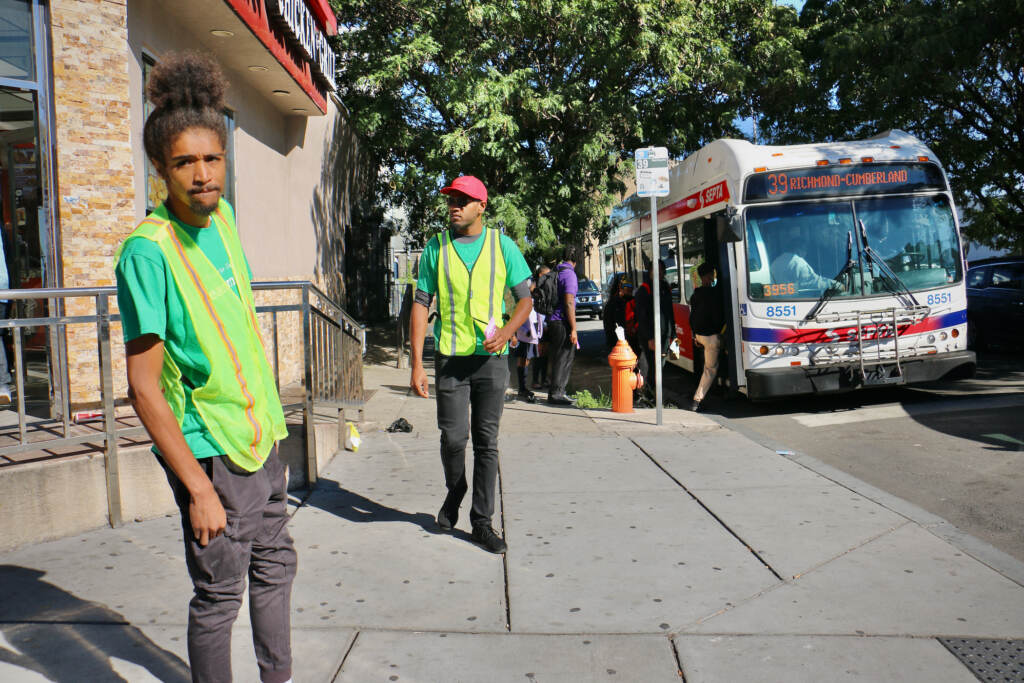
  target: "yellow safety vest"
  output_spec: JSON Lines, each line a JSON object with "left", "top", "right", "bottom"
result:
{"left": 435, "top": 228, "right": 507, "bottom": 356}
{"left": 115, "top": 200, "right": 287, "bottom": 472}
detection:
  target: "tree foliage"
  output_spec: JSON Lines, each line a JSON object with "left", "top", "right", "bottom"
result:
{"left": 331, "top": 0, "right": 800, "bottom": 251}
{"left": 756, "top": 0, "right": 1024, "bottom": 252}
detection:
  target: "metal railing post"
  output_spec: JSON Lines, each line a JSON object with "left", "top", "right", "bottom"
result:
{"left": 301, "top": 285, "right": 317, "bottom": 486}
{"left": 96, "top": 293, "right": 122, "bottom": 527}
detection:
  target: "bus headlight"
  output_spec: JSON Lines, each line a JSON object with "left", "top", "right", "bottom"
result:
{"left": 759, "top": 345, "right": 769, "bottom": 356}
{"left": 927, "top": 334, "right": 936, "bottom": 343}
{"left": 939, "top": 331, "right": 948, "bottom": 340}
{"left": 951, "top": 328, "right": 960, "bottom": 338}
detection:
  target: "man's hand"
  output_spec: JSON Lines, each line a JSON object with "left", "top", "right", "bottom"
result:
{"left": 569, "top": 328, "right": 578, "bottom": 347}
{"left": 189, "top": 483, "right": 226, "bottom": 547}
{"left": 483, "top": 326, "right": 514, "bottom": 354}
{"left": 410, "top": 365, "right": 429, "bottom": 398}
{"left": 648, "top": 339, "right": 655, "bottom": 351}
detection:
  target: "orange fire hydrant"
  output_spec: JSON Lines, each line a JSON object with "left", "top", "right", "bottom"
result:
{"left": 608, "top": 327, "right": 643, "bottom": 413}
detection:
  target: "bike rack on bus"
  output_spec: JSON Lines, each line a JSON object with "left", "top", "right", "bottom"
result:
{"left": 807, "top": 305, "right": 931, "bottom": 381}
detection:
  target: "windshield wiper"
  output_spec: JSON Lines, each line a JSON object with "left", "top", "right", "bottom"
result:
{"left": 858, "top": 219, "right": 919, "bottom": 307}
{"left": 805, "top": 231, "right": 856, "bottom": 321}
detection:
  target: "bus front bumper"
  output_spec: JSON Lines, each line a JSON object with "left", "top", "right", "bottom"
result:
{"left": 745, "top": 350, "right": 977, "bottom": 400}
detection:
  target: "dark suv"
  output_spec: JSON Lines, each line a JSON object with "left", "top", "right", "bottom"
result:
{"left": 575, "top": 279, "right": 604, "bottom": 319}
{"left": 966, "top": 257, "right": 1024, "bottom": 350}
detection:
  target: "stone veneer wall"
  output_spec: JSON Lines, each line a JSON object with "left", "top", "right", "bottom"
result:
{"left": 51, "top": 0, "right": 135, "bottom": 409}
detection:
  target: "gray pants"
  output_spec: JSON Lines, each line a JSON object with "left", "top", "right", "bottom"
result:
{"left": 435, "top": 353, "right": 508, "bottom": 528}
{"left": 163, "top": 449, "right": 297, "bottom": 683}
{"left": 545, "top": 320, "right": 575, "bottom": 398}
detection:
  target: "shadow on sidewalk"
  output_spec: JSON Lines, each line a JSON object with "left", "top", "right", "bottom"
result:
{"left": 306, "top": 478, "right": 475, "bottom": 542}
{"left": 0, "top": 565, "right": 190, "bottom": 682}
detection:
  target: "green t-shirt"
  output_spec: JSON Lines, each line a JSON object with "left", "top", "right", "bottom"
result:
{"left": 115, "top": 208, "right": 253, "bottom": 459}
{"left": 416, "top": 227, "right": 532, "bottom": 355}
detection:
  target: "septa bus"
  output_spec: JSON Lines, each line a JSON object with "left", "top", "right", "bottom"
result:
{"left": 599, "top": 130, "right": 976, "bottom": 399}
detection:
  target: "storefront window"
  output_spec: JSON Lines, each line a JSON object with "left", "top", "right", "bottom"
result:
{"left": 0, "top": 0, "right": 35, "bottom": 81}
{"left": 142, "top": 54, "right": 235, "bottom": 212}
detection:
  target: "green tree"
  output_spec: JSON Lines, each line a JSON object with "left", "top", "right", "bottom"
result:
{"left": 331, "top": 0, "right": 801, "bottom": 251}
{"left": 756, "top": 0, "right": 1024, "bottom": 251}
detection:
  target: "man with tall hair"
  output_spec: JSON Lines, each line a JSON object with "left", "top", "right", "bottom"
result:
{"left": 545, "top": 248, "right": 578, "bottom": 405}
{"left": 409, "top": 175, "right": 532, "bottom": 554}
{"left": 115, "top": 52, "right": 295, "bottom": 683}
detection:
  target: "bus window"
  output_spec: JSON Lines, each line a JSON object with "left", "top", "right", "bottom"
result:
{"left": 746, "top": 202, "right": 857, "bottom": 300}
{"left": 660, "top": 229, "right": 680, "bottom": 302}
{"left": 680, "top": 219, "right": 704, "bottom": 302}
{"left": 856, "top": 195, "right": 961, "bottom": 291}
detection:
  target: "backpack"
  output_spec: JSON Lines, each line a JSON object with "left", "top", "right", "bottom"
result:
{"left": 623, "top": 297, "right": 639, "bottom": 338}
{"left": 533, "top": 270, "right": 559, "bottom": 317}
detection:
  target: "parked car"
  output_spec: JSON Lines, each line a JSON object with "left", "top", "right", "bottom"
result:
{"left": 966, "top": 257, "right": 1024, "bottom": 350}
{"left": 575, "top": 278, "right": 604, "bottom": 319}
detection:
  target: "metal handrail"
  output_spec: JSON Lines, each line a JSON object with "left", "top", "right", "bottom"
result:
{"left": 0, "top": 281, "right": 365, "bottom": 527}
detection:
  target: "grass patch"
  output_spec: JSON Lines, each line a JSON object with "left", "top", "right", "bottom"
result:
{"left": 571, "top": 387, "right": 612, "bottom": 409}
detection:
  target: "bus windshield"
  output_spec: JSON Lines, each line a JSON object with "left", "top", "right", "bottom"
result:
{"left": 746, "top": 195, "right": 961, "bottom": 301}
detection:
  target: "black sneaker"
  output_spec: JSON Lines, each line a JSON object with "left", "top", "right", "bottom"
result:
{"left": 691, "top": 400, "right": 702, "bottom": 412}
{"left": 437, "top": 505, "right": 456, "bottom": 531}
{"left": 517, "top": 390, "right": 537, "bottom": 404}
{"left": 546, "top": 394, "right": 575, "bottom": 406}
{"left": 471, "top": 525, "right": 508, "bottom": 554}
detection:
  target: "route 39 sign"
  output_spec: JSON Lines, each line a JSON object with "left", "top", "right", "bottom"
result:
{"left": 635, "top": 147, "right": 670, "bottom": 197}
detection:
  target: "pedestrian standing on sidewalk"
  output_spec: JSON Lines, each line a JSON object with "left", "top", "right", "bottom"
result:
{"left": 511, "top": 278, "right": 542, "bottom": 403}
{"left": 408, "top": 175, "right": 533, "bottom": 554}
{"left": 635, "top": 259, "right": 674, "bottom": 398}
{"left": 530, "top": 264, "right": 553, "bottom": 390}
{"left": 544, "top": 250, "right": 579, "bottom": 406}
{"left": 689, "top": 262, "right": 725, "bottom": 412}
{"left": 115, "top": 53, "right": 295, "bottom": 683}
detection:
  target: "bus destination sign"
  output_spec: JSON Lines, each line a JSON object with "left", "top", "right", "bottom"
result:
{"left": 743, "top": 162, "right": 945, "bottom": 203}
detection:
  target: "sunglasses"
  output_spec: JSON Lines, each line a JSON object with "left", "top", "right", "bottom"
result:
{"left": 446, "top": 195, "right": 479, "bottom": 208}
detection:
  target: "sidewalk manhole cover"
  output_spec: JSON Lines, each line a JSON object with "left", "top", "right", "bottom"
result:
{"left": 939, "top": 638, "right": 1024, "bottom": 682}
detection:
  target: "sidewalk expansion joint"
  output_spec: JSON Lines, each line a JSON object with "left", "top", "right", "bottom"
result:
{"left": 332, "top": 630, "right": 360, "bottom": 681}
{"left": 630, "top": 437, "right": 785, "bottom": 583}
{"left": 668, "top": 634, "right": 688, "bottom": 682}
{"left": 498, "top": 459, "right": 512, "bottom": 633}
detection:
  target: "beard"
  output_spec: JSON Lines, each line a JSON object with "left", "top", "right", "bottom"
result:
{"left": 188, "top": 187, "right": 221, "bottom": 216}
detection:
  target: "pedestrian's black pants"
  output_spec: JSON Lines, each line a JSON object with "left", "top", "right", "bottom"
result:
{"left": 435, "top": 353, "right": 509, "bottom": 528}
{"left": 545, "top": 319, "right": 576, "bottom": 398}
{"left": 162, "top": 449, "right": 296, "bottom": 683}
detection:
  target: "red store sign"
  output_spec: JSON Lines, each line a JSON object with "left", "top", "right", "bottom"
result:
{"left": 225, "top": 0, "right": 337, "bottom": 113}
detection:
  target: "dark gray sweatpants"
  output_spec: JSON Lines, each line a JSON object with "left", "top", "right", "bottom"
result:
{"left": 163, "top": 449, "right": 297, "bottom": 683}
{"left": 435, "top": 353, "right": 509, "bottom": 528}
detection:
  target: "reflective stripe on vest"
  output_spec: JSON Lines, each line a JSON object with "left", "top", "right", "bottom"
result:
{"left": 435, "top": 228, "right": 507, "bottom": 356}
{"left": 114, "top": 200, "right": 287, "bottom": 471}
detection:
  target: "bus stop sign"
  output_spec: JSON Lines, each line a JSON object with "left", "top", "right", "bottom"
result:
{"left": 635, "top": 147, "right": 670, "bottom": 197}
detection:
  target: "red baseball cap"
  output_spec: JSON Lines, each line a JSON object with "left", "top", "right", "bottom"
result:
{"left": 440, "top": 175, "right": 487, "bottom": 202}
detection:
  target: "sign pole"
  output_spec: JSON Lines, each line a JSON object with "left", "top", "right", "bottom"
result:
{"left": 634, "top": 145, "right": 669, "bottom": 426}
{"left": 650, "top": 195, "right": 663, "bottom": 426}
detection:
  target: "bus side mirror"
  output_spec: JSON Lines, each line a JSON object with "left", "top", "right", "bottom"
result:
{"left": 717, "top": 209, "right": 742, "bottom": 243}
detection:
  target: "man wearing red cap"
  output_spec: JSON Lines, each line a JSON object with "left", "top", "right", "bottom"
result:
{"left": 408, "top": 175, "right": 533, "bottom": 553}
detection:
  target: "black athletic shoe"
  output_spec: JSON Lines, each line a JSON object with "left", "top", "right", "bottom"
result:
{"left": 518, "top": 390, "right": 537, "bottom": 404}
{"left": 546, "top": 394, "right": 575, "bottom": 406}
{"left": 437, "top": 505, "right": 456, "bottom": 531}
{"left": 471, "top": 525, "right": 508, "bottom": 554}
{"left": 691, "top": 400, "right": 702, "bottom": 412}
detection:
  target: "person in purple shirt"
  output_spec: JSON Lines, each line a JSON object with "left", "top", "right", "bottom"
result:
{"left": 544, "top": 249, "right": 578, "bottom": 405}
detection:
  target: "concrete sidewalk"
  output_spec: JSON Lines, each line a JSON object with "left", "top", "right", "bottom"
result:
{"left": 1, "top": 359, "right": 1023, "bottom": 682}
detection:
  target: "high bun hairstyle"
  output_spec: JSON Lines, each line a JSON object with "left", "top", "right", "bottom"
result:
{"left": 143, "top": 52, "right": 229, "bottom": 166}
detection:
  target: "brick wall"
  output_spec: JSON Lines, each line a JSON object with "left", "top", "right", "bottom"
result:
{"left": 50, "top": 0, "right": 135, "bottom": 408}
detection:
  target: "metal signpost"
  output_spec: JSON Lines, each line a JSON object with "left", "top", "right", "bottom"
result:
{"left": 634, "top": 146, "right": 670, "bottom": 425}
